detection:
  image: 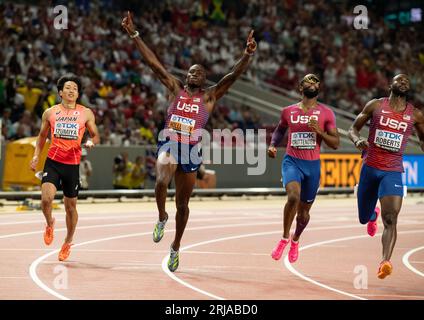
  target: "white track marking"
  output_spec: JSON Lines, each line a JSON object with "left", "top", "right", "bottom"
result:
{"left": 358, "top": 294, "right": 424, "bottom": 299}
{"left": 29, "top": 220, "right": 294, "bottom": 300}
{"left": 284, "top": 229, "right": 424, "bottom": 300}
{"left": 402, "top": 246, "right": 424, "bottom": 277}
{"left": 0, "top": 213, "right": 280, "bottom": 227}
{"left": 0, "top": 215, "right": 152, "bottom": 226}
{"left": 23, "top": 215, "right": 424, "bottom": 299}
{"left": 164, "top": 228, "right": 424, "bottom": 301}
{"left": 0, "top": 216, "right": 279, "bottom": 240}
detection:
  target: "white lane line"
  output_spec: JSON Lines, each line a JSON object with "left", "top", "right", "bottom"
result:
{"left": 358, "top": 294, "right": 424, "bottom": 299}
{"left": 0, "top": 207, "right": 283, "bottom": 220}
{"left": 0, "top": 215, "right": 152, "bottom": 226}
{"left": 0, "top": 212, "right": 279, "bottom": 227}
{"left": 29, "top": 220, "right": 288, "bottom": 300}
{"left": 40, "top": 261, "right": 162, "bottom": 266}
{"left": 0, "top": 215, "right": 277, "bottom": 240}
{"left": 26, "top": 219, "right": 424, "bottom": 300}
{"left": 0, "top": 248, "right": 51, "bottom": 251}
{"left": 0, "top": 248, "right": 271, "bottom": 256}
{"left": 402, "top": 246, "right": 424, "bottom": 277}
{"left": 161, "top": 229, "right": 338, "bottom": 300}
{"left": 284, "top": 229, "right": 424, "bottom": 300}
{"left": 164, "top": 228, "right": 424, "bottom": 301}
{"left": 160, "top": 224, "right": 367, "bottom": 300}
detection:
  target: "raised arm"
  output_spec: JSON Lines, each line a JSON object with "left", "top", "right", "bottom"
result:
{"left": 414, "top": 108, "right": 424, "bottom": 152}
{"left": 121, "top": 11, "right": 182, "bottom": 96}
{"left": 348, "top": 99, "right": 380, "bottom": 151}
{"left": 30, "top": 109, "right": 51, "bottom": 171}
{"left": 208, "top": 30, "right": 257, "bottom": 102}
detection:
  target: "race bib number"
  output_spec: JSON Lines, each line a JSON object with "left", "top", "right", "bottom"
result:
{"left": 54, "top": 122, "right": 79, "bottom": 140}
{"left": 374, "top": 129, "right": 403, "bottom": 152}
{"left": 291, "top": 132, "right": 316, "bottom": 149}
{"left": 168, "top": 114, "right": 196, "bottom": 136}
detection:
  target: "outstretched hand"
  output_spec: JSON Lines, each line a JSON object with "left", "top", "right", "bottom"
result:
{"left": 245, "top": 30, "right": 257, "bottom": 55}
{"left": 122, "top": 11, "right": 136, "bottom": 35}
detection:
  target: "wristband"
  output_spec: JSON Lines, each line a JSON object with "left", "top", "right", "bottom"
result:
{"left": 130, "top": 30, "right": 139, "bottom": 38}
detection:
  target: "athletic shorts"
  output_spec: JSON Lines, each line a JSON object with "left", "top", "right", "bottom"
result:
{"left": 42, "top": 157, "right": 80, "bottom": 198}
{"left": 282, "top": 154, "right": 321, "bottom": 203}
{"left": 357, "top": 164, "right": 403, "bottom": 224}
{"left": 156, "top": 139, "right": 202, "bottom": 173}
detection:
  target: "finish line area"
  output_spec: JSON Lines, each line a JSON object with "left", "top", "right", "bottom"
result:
{"left": 0, "top": 194, "right": 423, "bottom": 300}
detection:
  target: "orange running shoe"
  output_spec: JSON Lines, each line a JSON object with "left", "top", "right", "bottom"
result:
{"left": 44, "top": 218, "right": 56, "bottom": 246}
{"left": 58, "top": 243, "right": 73, "bottom": 261}
{"left": 377, "top": 260, "right": 393, "bottom": 279}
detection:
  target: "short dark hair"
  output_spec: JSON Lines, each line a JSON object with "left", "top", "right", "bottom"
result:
{"left": 57, "top": 74, "right": 83, "bottom": 96}
{"left": 300, "top": 73, "right": 320, "bottom": 86}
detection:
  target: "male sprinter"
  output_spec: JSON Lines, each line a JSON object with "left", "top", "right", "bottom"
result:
{"left": 122, "top": 11, "right": 256, "bottom": 271}
{"left": 348, "top": 74, "right": 424, "bottom": 279}
{"left": 30, "top": 74, "right": 100, "bottom": 261}
{"left": 269, "top": 74, "right": 340, "bottom": 263}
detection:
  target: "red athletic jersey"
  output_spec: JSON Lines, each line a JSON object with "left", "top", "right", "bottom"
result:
{"left": 279, "top": 103, "right": 337, "bottom": 160}
{"left": 363, "top": 98, "right": 415, "bottom": 172}
{"left": 163, "top": 89, "right": 209, "bottom": 145}
{"left": 47, "top": 104, "right": 87, "bottom": 165}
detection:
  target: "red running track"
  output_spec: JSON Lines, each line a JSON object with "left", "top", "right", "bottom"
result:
{"left": 0, "top": 197, "right": 423, "bottom": 300}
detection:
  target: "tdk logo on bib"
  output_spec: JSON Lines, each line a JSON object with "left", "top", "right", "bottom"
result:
{"left": 291, "top": 131, "right": 317, "bottom": 149}
{"left": 292, "top": 132, "right": 315, "bottom": 139}
{"left": 169, "top": 114, "right": 196, "bottom": 136}
{"left": 171, "top": 115, "right": 195, "bottom": 126}
{"left": 290, "top": 115, "right": 318, "bottom": 124}
{"left": 377, "top": 131, "right": 402, "bottom": 140}
{"left": 374, "top": 129, "right": 403, "bottom": 152}
{"left": 56, "top": 123, "right": 78, "bottom": 129}
{"left": 54, "top": 122, "right": 79, "bottom": 140}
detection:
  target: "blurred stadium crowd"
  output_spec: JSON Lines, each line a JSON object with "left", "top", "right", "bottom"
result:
{"left": 1, "top": 0, "right": 423, "bottom": 146}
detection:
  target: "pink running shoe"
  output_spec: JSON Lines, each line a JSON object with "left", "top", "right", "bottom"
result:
{"left": 271, "top": 238, "right": 289, "bottom": 260}
{"left": 367, "top": 207, "right": 380, "bottom": 237}
{"left": 288, "top": 239, "right": 299, "bottom": 263}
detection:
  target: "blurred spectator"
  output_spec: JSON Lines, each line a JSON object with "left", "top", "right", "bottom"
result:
{"left": 145, "top": 148, "right": 157, "bottom": 183}
{"left": 10, "top": 110, "right": 32, "bottom": 138}
{"left": 112, "top": 152, "right": 133, "bottom": 189}
{"left": 79, "top": 149, "right": 93, "bottom": 190}
{"left": 15, "top": 79, "right": 43, "bottom": 114}
{"left": 1, "top": 0, "right": 423, "bottom": 148}
{"left": 130, "top": 155, "right": 146, "bottom": 189}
